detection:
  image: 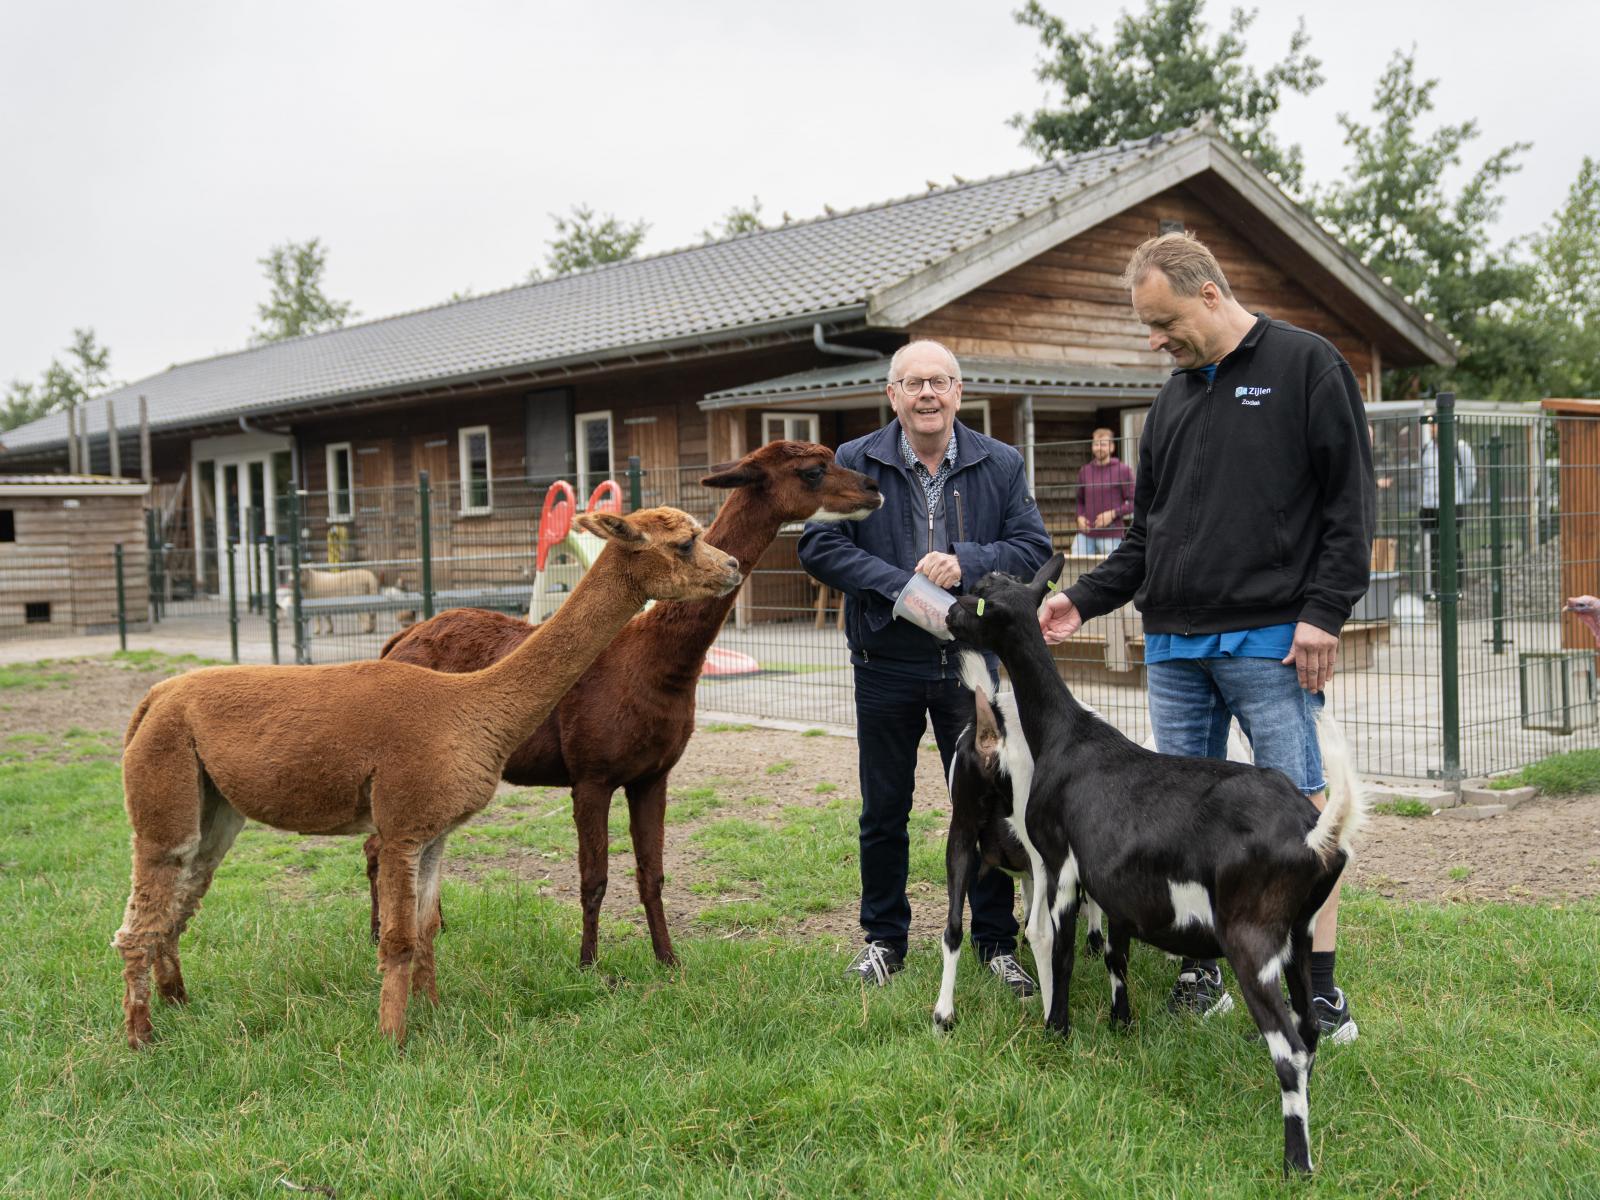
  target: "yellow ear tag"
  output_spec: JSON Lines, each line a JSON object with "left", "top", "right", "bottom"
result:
{"left": 976, "top": 599, "right": 986, "bottom": 616}
{"left": 1046, "top": 579, "right": 1060, "bottom": 592}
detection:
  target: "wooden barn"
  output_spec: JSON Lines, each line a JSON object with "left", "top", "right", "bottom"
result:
{"left": 0, "top": 476, "right": 151, "bottom": 635}
{"left": 0, "top": 124, "right": 1453, "bottom": 618}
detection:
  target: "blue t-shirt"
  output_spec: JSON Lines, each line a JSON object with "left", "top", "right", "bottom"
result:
{"left": 1145, "top": 623, "right": 1297, "bottom": 664}
{"left": 1199, "top": 363, "right": 1218, "bottom": 383}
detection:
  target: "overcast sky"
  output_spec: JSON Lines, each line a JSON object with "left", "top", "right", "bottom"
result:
{"left": 3, "top": 0, "right": 1593, "bottom": 391}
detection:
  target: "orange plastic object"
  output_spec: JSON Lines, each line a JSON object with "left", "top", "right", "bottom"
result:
{"left": 587, "top": 480, "right": 623, "bottom": 514}
{"left": 536, "top": 481, "right": 577, "bottom": 571}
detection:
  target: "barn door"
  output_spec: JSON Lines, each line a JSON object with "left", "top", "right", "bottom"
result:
{"left": 411, "top": 437, "right": 454, "bottom": 587}
{"left": 623, "top": 406, "right": 681, "bottom": 507}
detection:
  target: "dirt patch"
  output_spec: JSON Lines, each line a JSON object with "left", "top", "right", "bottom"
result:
{"left": 12, "top": 657, "right": 1600, "bottom": 947}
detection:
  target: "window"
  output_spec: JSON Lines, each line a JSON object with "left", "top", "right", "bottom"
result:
{"left": 575, "top": 411, "right": 613, "bottom": 497}
{"left": 458, "top": 426, "right": 492, "bottom": 514}
{"left": 0, "top": 510, "right": 13, "bottom": 542}
{"left": 960, "top": 400, "right": 991, "bottom": 436}
{"left": 326, "top": 443, "right": 353, "bottom": 521}
{"left": 761, "top": 412, "right": 821, "bottom": 445}
{"left": 24, "top": 601, "right": 49, "bottom": 624}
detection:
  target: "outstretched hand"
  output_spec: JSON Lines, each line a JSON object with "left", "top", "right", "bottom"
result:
{"left": 1282, "top": 621, "right": 1339, "bottom": 693}
{"left": 1038, "top": 593, "right": 1082, "bottom": 644}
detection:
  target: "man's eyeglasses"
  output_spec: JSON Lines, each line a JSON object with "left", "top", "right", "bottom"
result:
{"left": 892, "top": 375, "right": 956, "bottom": 395}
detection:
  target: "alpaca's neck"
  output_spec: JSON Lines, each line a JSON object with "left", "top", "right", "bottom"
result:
{"left": 477, "top": 545, "right": 647, "bottom": 755}
{"left": 630, "top": 489, "right": 784, "bottom": 693}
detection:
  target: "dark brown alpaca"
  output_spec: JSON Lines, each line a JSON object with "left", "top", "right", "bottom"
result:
{"left": 369, "top": 440, "right": 882, "bottom": 966}
{"left": 115, "top": 508, "right": 741, "bottom": 1048}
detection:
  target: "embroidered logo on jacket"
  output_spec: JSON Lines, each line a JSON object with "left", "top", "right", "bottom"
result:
{"left": 1235, "top": 385, "right": 1273, "bottom": 406}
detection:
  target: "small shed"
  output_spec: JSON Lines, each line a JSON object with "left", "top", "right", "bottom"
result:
{"left": 0, "top": 475, "right": 151, "bottom": 635}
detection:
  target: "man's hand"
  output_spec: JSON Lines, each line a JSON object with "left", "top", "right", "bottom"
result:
{"left": 1076, "top": 515, "right": 1091, "bottom": 533}
{"left": 1038, "top": 593, "right": 1082, "bottom": 645}
{"left": 915, "top": 552, "right": 961, "bottom": 590}
{"left": 1094, "top": 509, "right": 1117, "bottom": 529}
{"left": 1282, "top": 621, "right": 1339, "bottom": 692}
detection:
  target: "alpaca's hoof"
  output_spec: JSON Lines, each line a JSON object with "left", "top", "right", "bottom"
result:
{"left": 160, "top": 984, "right": 189, "bottom": 1006}
{"left": 126, "top": 1013, "right": 154, "bottom": 1049}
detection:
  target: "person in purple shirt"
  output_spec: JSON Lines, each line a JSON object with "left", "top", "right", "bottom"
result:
{"left": 1072, "top": 428, "right": 1135, "bottom": 556}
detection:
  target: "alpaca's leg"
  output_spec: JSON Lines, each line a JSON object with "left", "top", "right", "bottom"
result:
{"left": 624, "top": 774, "right": 677, "bottom": 966}
{"left": 116, "top": 836, "right": 192, "bottom": 1049}
{"left": 572, "top": 780, "right": 616, "bottom": 968}
{"left": 155, "top": 786, "right": 245, "bottom": 1005}
{"left": 374, "top": 841, "right": 421, "bottom": 1044}
{"left": 117, "top": 731, "right": 205, "bottom": 1049}
{"left": 410, "top": 836, "right": 447, "bottom": 1005}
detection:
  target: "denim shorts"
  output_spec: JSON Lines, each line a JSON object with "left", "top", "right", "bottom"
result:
{"left": 1146, "top": 655, "right": 1326, "bottom": 794}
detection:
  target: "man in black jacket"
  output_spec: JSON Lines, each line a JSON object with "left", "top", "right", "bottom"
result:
{"left": 799, "top": 339, "right": 1052, "bottom": 990}
{"left": 1038, "top": 232, "right": 1374, "bottom": 1042}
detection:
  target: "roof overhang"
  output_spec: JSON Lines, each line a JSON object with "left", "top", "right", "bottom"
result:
{"left": 702, "top": 357, "right": 1167, "bottom": 411}
{"left": 0, "top": 477, "right": 151, "bottom": 497}
{"left": 866, "top": 133, "right": 1457, "bottom": 370}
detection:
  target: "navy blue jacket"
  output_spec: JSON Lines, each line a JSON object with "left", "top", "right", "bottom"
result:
{"left": 798, "top": 420, "right": 1052, "bottom": 674}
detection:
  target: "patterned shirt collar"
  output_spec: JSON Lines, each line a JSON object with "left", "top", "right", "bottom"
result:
{"left": 898, "top": 422, "right": 959, "bottom": 508}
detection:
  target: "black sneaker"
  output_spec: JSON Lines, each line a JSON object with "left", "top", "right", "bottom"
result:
{"left": 1167, "top": 963, "right": 1235, "bottom": 1018}
{"left": 1312, "top": 988, "right": 1359, "bottom": 1044}
{"left": 845, "top": 941, "right": 904, "bottom": 986}
{"left": 986, "top": 953, "right": 1037, "bottom": 998}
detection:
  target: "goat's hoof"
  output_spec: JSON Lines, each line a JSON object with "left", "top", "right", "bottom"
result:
{"left": 1283, "top": 1157, "right": 1313, "bottom": 1177}
{"left": 933, "top": 1010, "right": 955, "bottom": 1034}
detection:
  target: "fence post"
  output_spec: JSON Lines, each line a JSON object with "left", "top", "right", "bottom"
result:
{"left": 1437, "top": 393, "right": 1461, "bottom": 780}
{"left": 1489, "top": 433, "right": 1505, "bottom": 655}
{"left": 226, "top": 541, "right": 240, "bottom": 664}
{"left": 145, "top": 508, "right": 162, "bottom": 623}
{"left": 114, "top": 544, "right": 127, "bottom": 652}
{"left": 246, "top": 507, "right": 259, "bottom": 615}
{"left": 289, "top": 490, "right": 307, "bottom": 664}
{"left": 418, "top": 470, "right": 435, "bottom": 621}
{"left": 627, "top": 455, "right": 642, "bottom": 511}
{"left": 266, "top": 533, "right": 280, "bottom": 665}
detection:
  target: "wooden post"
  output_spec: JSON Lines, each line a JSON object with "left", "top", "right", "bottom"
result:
{"left": 106, "top": 399, "right": 121, "bottom": 478}
{"left": 66, "top": 405, "right": 79, "bottom": 474}
{"left": 139, "top": 394, "right": 152, "bottom": 483}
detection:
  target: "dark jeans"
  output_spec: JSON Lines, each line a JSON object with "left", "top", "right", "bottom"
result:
{"left": 854, "top": 662, "right": 1018, "bottom": 960}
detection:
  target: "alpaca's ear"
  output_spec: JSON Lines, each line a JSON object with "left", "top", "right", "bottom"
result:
{"left": 701, "top": 462, "right": 764, "bottom": 490}
{"left": 1029, "top": 552, "right": 1066, "bottom": 609}
{"left": 578, "top": 512, "right": 648, "bottom": 545}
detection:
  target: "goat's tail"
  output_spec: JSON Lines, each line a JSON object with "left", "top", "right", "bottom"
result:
{"left": 1305, "top": 699, "right": 1367, "bottom": 866}
{"left": 958, "top": 649, "right": 992, "bottom": 700}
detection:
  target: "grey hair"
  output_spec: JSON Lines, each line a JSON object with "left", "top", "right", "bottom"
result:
{"left": 887, "top": 339, "right": 962, "bottom": 386}
{"left": 1121, "top": 231, "right": 1234, "bottom": 299}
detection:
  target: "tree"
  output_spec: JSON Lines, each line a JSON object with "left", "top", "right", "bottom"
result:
{"left": 701, "top": 197, "right": 766, "bottom": 243}
{"left": 536, "top": 205, "right": 649, "bottom": 279}
{"left": 1, "top": 327, "right": 115, "bottom": 432}
{"left": 1516, "top": 157, "right": 1600, "bottom": 398}
{"left": 1313, "top": 51, "right": 1536, "bottom": 400}
{"left": 1011, "top": 0, "right": 1323, "bottom": 191}
{"left": 253, "top": 238, "right": 357, "bottom": 343}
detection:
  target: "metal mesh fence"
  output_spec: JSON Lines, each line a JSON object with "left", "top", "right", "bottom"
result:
{"left": 27, "top": 406, "right": 1600, "bottom": 781}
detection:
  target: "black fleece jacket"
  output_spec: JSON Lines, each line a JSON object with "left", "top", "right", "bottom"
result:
{"left": 1065, "top": 314, "right": 1374, "bottom": 637}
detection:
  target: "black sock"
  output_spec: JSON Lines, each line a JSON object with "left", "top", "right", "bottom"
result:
{"left": 1310, "top": 950, "right": 1337, "bottom": 1000}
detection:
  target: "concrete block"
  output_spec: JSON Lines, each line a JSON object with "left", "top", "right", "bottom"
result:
{"left": 1437, "top": 804, "right": 1509, "bottom": 821}
{"left": 1461, "top": 785, "right": 1538, "bottom": 809}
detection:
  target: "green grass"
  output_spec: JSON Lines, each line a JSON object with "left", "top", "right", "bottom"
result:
{"left": 0, "top": 662, "right": 72, "bottom": 690}
{"left": 801, "top": 728, "right": 826, "bottom": 738}
{"left": 3, "top": 754, "right": 1598, "bottom": 1197}
{"left": 110, "top": 649, "right": 223, "bottom": 671}
{"left": 763, "top": 759, "right": 795, "bottom": 776}
{"left": 1492, "top": 748, "right": 1600, "bottom": 795}
{"left": 703, "top": 722, "right": 753, "bottom": 733}
{"left": 1448, "top": 866, "right": 1472, "bottom": 882}
{"left": 813, "top": 781, "right": 838, "bottom": 795}
{"left": 1371, "top": 798, "right": 1435, "bottom": 818}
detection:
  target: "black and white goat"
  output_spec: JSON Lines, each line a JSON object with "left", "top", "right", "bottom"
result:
{"left": 934, "top": 678, "right": 1103, "bottom": 1031}
{"left": 942, "top": 554, "right": 1365, "bottom": 1177}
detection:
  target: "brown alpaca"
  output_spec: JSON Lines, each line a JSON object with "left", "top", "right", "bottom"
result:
{"left": 114, "top": 508, "right": 740, "bottom": 1048}
{"left": 369, "top": 441, "right": 882, "bottom": 966}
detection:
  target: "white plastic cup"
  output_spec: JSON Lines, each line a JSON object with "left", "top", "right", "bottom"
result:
{"left": 892, "top": 573, "right": 957, "bottom": 641}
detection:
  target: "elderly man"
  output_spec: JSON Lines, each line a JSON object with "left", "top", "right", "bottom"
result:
{"left": 1037, "top": 232, "right": 1374, "bottom": 1042}
{"left": 799, "top": 339, "right": 1051, "bottom": 990}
